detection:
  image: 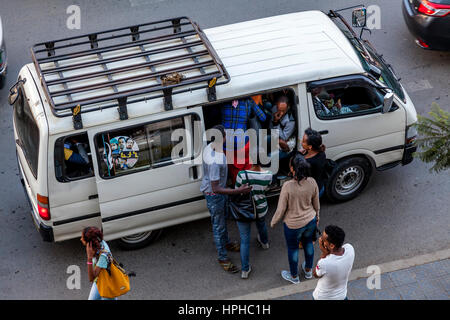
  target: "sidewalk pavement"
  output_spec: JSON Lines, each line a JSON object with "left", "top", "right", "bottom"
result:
{"left": 276, "top": 258, "right": 450, "bottom": 300}
{"left": 232, "top": 249, "right": 450, "bottom": 300}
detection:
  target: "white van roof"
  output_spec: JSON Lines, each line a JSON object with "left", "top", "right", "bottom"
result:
{"left": 31, "top": 10, "right": 364, "bottom": 135}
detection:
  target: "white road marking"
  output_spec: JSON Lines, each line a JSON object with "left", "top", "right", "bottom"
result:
{"left": 129, "top": 0, "right": 167, "bottom": 7}
{"left": 404, "top": 79, "right": 433, "bottom": 93}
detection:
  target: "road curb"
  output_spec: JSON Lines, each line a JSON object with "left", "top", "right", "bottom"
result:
{"left": 230, "top": 248, "right": 450, "bottom": 300}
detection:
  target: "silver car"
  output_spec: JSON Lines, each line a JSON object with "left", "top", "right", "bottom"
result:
{"left": 0, "top": 16, "right": 7, "bottom": 89}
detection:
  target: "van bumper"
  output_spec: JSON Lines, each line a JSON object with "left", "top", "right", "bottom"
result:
{"left": 402, "top": 143, "right": 417, "bottom": 166}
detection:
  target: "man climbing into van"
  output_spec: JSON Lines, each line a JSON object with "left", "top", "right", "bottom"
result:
{"left": 200, "top": 125, "right": 252, "bottom": 273}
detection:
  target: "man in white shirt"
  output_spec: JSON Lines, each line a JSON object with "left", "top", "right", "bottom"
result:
{"left": 313, "top": 225, "right": 355, "bottom": 300}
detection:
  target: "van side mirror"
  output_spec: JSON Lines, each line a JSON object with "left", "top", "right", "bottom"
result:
{"left": 352, "top": 7, "right": 367, "bottom": 28}
{"left": 382, "top": 91, "right": 394, "bottom": 114}
{"left": 8, "top": 87, "right": 19, "bottom": 106}
{"left": 8, "top": 78, "right": 26, "bottom": 106}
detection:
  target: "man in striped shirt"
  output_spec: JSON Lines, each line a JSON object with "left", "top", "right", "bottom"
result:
{"left": 234, "top": 158, "right": 273, "bottom": 279}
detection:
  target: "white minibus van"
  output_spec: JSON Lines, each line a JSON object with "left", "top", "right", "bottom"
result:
{"left": 10, "top": 8, "right": 417, "bottom": 249}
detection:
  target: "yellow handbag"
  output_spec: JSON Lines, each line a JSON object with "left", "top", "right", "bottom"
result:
{"left": 96, "top": 252, "right": 130, "bottom": 299}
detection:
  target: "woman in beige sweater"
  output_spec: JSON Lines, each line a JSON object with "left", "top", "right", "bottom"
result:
{"left": 270, "top": 153, "right": 320, "bottom": 284}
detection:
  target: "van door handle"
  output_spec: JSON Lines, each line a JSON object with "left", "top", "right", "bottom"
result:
{"left": 89, "top": 194, "right": 98, "bottom": 200}
{"left": 189, "top": 165, "right": 200, "bottom": 180}
{"left": 319, "top": 130, "right": 329, "bottom": 135}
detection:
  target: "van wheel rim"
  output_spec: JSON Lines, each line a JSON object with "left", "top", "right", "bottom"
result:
{"left": 335, "top": 166, "right": 364, "bottom": 196}
{"left": 121, "top": 232, "right": 152, "bottom": 244}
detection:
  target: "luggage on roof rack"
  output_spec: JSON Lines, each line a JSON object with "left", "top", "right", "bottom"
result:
{"left": 31, "top": 17, "right": 230, "bottom": 130}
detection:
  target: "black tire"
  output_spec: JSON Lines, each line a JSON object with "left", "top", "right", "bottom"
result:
{"left": 116, "top": 229, "right": 163, "bottom": 250}
{"left": 0, "top": 75, "right": 5, "bottom": 90}
{"left": 325, "top": 157, "right": 372, "bottom": 203}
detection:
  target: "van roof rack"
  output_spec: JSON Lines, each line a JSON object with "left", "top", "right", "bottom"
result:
{"left": 31, "top": 17, "right": 230, "bottom": 129}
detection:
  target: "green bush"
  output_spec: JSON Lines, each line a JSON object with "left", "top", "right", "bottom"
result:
{"left": 413, "top": 102, "right": 449, "bottom": 173}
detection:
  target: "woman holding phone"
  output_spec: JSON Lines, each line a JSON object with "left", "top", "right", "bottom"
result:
{"left": 80, "top": 226, "right": 116, "bottom": 300}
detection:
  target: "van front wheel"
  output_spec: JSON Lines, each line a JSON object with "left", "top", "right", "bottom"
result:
{"left": 326, "top": 157, "right": 372, "bottom": 202}
{"left": 117, "top": 229, "right": 163, "bottom": 250}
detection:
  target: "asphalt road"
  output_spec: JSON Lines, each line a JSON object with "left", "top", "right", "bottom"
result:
{"left": 0, "top": 0, "right": 449, "bottom": 300}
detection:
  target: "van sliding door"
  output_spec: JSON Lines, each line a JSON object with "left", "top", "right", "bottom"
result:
{"left": 87, "top": 107, "right": 207, "bottom": 241}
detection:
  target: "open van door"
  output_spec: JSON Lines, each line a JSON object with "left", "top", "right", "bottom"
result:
{"left": 87, "top": 106, "right": 207, "bottom": 248}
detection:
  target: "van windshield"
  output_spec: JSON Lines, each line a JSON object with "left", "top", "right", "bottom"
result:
{"left": 330, "top": 14, "right": 405, "bottom": 102}
{"left": 14, "top": 87, "right": 40, "bottom": 178}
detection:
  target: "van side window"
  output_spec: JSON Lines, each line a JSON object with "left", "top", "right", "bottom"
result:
{"left": 311, "top": 85, "right": 384, "bottom": 120}
{"left": 55, "top": 133, "right": 94, "bottom": 182}
{"left": 96, "top": 116, "right": 188, "bottom": 178}
{"left": 14, "top": 87, "right": 40, "bottom": 179}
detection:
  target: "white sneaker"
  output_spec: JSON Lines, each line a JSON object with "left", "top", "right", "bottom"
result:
{"left": 302, "top": 261, "right": 313, "bottom": 279}
{"left": 257, "top": 234, "right": 270, "bottom": 249}
{"left": 281, "top": 270, "right": 300, "bottom": 284}
{"left": 241, "top": 266, "right": 252, "bottom": 279}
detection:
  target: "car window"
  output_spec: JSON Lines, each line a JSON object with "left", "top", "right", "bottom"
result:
{"left": 96, "top": 116, "right": 190, "bottom": 178}
{"left": 311, "top": 85, "right": 383, "bottom": 120}
{"left": 55, "top": 133, "right": 94, "bottom": 182}
{"left": 14, "top": 87, "right": 40, "bottom": 179}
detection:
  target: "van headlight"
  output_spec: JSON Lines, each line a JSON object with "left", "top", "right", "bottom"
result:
{"left": 406, "top": 124, "right": 417, "bottom": 145}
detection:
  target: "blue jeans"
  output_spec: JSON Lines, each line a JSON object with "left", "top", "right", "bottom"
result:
{"left": 205, "top": 194, "right": 231, "bottom": 261}
{"left": 319, "top": 185, "right": 325, "bottom": 198}
{"left": 283, "top": 216, "right": 317, "bottom": 278}
{"left": 88, "top": 282, "right": 117, "bottom": 300}
{"left": 236, "top": 217, "right": 269, "bottom": 272}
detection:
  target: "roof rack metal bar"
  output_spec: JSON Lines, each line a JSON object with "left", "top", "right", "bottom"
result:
{"left": 50, "top": 60, "right": 217, "bottom": 98}
{"left": 34, "top": 22, "right": 192, "bottom": 54}
{"left": 35, "top": 29, "right": 197, "bottom": 64}
{"left": 33, "top": 16, "right": 191, "bottom": 47}
{"left": 40, "top": 40, "right": 203, "bottom": 75}
{"left": 46, "top": 50, "right": 210, "bottom": 86}
{"left": 180, "top": 37, "right": 206, "bottom": 75}
{"left": 191, "top": 21, "right": 230, "bottom": 81}
{"left": 32, "top": 16, "right": 231, "bottom": 121}
{"left": 51, "top": 77, "right": 227, "bottom": 118}
{"left": 53, "top": 70, "right": 221, "bottom": 110}
{"left": 97, "top": 52, "right": 119, "bottom": 93}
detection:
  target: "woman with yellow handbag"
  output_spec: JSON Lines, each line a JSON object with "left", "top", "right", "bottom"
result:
{"left": 81, "top": 226, "right": 129, "bottom": 300}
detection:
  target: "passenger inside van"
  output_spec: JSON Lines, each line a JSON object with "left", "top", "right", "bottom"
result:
{"left": 63, "top": 138, "right": 92, "bottom": 178}
{"left": 312, "top": 86, "right": 379, "bottom": 117}
{"left": 268, "top": 95, "right": 296, "bottom": 160}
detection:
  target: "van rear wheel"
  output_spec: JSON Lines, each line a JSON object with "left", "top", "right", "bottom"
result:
{"left": 326, "top": 157, "right": 372, "bottom": 202}
{"left": 117, "top": 229, "right": 163, "bottom": 250}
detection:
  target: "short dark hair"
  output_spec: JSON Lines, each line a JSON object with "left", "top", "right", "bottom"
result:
{"left": 276, "top": 95, "right": 289, "bottom": 106}
{"left": 324, "top": 225, "right": 345, "bottom": 249}
{"left": 212, "top": 124, "right": 226, "bottom": 137}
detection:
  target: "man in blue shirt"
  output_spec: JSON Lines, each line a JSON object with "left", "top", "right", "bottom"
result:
{"left": 221, "top": 98, "right": 267, "bottom": 151}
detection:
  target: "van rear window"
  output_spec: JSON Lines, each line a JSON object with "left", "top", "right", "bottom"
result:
{"left": 14, "top": 88, "right": 40, "bottom": 179}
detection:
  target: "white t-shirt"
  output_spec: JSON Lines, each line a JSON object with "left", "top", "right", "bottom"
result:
{"left": 313, "top": 244, "right": 355, "bottom": 300}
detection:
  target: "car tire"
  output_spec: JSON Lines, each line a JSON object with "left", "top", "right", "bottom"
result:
{"left": 116, "top": 229, "right": 163, "bottom": 250}
{"left": 325, "top": 157, "right": 372, "bottom": 202}
{"left": 0, "top": 75, "right": 5, "bottom": 90}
